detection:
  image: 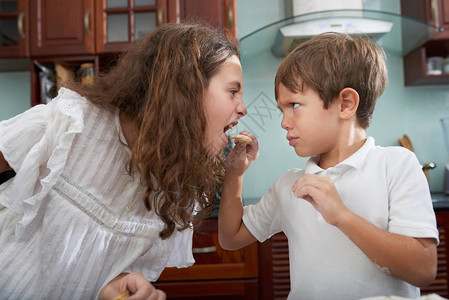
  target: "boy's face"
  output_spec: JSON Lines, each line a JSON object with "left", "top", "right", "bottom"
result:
{"left": 277, "top": 83, "right": 340, "bottom": 158}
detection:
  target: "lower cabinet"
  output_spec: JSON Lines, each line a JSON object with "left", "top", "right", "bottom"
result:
{"left": 154, "top": 218, "right": 258, "bottom": 299}
{"left": 422, "top": 210, "right": 449, "bottom": 297}
{"left": 258, "top": 233, "right": 290, "bottom": 300}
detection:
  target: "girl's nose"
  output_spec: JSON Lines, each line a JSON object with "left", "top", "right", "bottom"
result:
{"left": 236, "top": 98, "right": 247, "bottom": 117}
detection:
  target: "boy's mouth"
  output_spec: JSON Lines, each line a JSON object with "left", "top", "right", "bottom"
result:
{"left": 287, "top": 135, "right": 298, "bottom": 146}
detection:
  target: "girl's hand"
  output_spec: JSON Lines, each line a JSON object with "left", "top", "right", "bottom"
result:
{"left": 291, "top": 174, "right": 350, "bottom": 226}
{"left": 225, "top": 131, "right": 259, "bottom": 176}
{"left": 99, "top": 272, "right": 166, "bottom": 300}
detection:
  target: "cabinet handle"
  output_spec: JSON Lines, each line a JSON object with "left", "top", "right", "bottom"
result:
{"left": 430, "top": 0, "right": 440, "bottom": 26}
{"left": 84, "top": 10, "right": 90, "bottom": 35}
{"left": 227, "top": 4, "right": 234, "bottom": 29}
{"left": 157, "top": 6, "right": 163, "bottom": 26}
{"left": 192, "top": 246, "right": 217, "bottom": 254}
{"left": 17, "top": 12, "right": 25, "bottom": 39}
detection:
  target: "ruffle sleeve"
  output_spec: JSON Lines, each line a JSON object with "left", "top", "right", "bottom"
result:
{"left": 0, "top": 88, "right": 87, "bottom": 240}
{"left": 123, "top": 227, "right": 194, "bottom": 281}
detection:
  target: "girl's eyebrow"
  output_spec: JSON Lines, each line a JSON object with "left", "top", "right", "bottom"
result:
{"left": 228, "top": 81, "right": 241, "bottom": 89}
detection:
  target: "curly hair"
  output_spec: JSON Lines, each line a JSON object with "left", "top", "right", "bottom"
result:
{"left": 70, "top": 23, "right": 239, "bottom": 239}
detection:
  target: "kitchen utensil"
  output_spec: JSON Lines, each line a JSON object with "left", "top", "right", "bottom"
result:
{"left": 398, "top": 134, "right": 414, "bottom": 152}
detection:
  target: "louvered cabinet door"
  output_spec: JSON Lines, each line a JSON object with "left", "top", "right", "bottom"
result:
{"left": 421, "top": 210, "right": 449, "bottom": 297}
{"left": 259, "top": 233, "right": 290, "bottom": 300}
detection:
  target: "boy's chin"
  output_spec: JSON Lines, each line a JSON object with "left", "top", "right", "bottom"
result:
{"left": 294, "top": 148, "right": 313, "bottom": 158}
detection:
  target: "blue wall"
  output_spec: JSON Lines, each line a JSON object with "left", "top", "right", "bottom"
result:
{"left": 0, "top": 72, "right": 30, "bottom": 120}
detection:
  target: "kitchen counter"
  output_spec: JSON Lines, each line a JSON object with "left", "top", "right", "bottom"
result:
{"left": 432, "top": 192, "right": 449, "bottom": 210}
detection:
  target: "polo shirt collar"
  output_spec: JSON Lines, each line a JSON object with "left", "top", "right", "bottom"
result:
{"left": 304, "top": 136, "right": 375, "bottom": 174}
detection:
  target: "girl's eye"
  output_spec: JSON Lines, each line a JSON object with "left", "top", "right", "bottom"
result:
{"left": 292, "top": 103, "right": 301, "bottom": 109}
{"left": 230, "top": 90, "right": 238, "bottom": 96}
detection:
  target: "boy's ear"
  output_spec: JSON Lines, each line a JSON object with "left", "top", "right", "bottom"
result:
{"left": 338, "top": 88, "right": 359, "bottom": 120}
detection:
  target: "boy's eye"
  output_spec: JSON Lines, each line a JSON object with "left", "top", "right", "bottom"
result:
{"left": 292, "top": 103, "right": 301, "bottom": 109}
{"left": 230, "top": 90, "right": 237, "bottom": 96}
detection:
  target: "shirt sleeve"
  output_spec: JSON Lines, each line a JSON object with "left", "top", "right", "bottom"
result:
{"left": 243, "top": 173, "right": 285, "bottom": 242}
{"left": 386, "top": 147, "right": 439, "bottom": 243}
{"left": 0, "top": 103, "right": 48, "bottom": 171}
{"left": 123, "top": 228, "right": 194, "bottom": 282}
{"left": 0, "top": 88, "right": 87, "bottom": 239}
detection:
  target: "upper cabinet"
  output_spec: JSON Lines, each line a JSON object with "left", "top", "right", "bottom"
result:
{"left": 3, "top": 0, "right": 236, "bottom": 59}
{"left": 0, "top": 0, "right": 29, "bottom": 58}
{"left": 402, "top": 0, "right": 449, "bottom": 85}
{"left": 30, "top": 0, "right": 95, "bottom": 56}
{"left": 167, "top": 0, "right": 237, "bottom": 37}
{"left": 95, "top": 0, "right": 167, "bottom": 53}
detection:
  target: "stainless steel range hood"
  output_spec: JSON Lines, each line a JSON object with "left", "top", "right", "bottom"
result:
{"left": 272, "top": 16, "right": 393, "bottom": 57}
{"left": 239, "top": 9, "right": 443, "bottom": 59}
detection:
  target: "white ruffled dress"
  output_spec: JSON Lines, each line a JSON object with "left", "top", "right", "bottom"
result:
{"left": 0, "top": 88, "right": 194, "bottom": 299}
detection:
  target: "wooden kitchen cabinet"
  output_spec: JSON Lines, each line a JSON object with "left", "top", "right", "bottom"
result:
{"left": 259, "top": 233, "right": 290, "bottom": 300}
{"left": 95, "top": 0, "right": 167, "bottom": 54}
{"left": 30, "top": 0, "right": 95, "bottom": 57}
{"left": 167, "top": 0, "right": 237, "bottom": 37}
{"left": 401, "top": 0, "right": 449, "bottom": 85}
{"left": 155, "top": 218, "right": 258, "bottom": 299}
{"left": 422, "top": 210, "right": 449, "bottom": 297}
{"left": 0, "top": 0, "right": 29, "bottom": 58}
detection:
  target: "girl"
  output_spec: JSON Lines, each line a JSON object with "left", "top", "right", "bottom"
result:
{"left": 0, "top": 23, "right": 246, "bottom": 299}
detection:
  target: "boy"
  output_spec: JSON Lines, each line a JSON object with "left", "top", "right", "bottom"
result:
{"left": 219, "top": 32, "right": 439, "bottom": 299}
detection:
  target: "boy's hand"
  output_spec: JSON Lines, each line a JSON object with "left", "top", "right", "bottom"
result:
{"left": 291, "top": 174, "right": 350, "bottom": 226}
{"left": 225, "top": 132, "right": 258, "bottom": 176}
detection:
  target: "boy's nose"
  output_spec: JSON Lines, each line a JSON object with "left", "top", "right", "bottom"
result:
{"left": 281, "top": 115, "right": 290, "bottom": 130}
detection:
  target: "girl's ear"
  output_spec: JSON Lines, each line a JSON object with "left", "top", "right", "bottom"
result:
{"left": 338, "top": 88, "right": 359, "bottom": 120}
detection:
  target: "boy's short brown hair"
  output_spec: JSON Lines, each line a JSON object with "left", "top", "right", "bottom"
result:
{"left": 274, "top": 32, "right": 387, "bottom": 129}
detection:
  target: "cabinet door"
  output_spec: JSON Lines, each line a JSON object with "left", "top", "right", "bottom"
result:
{"left": 30, "top": 0, "right": 95, "bottom": 56}
{"left": 95, "top": 0, "right": 167, "bottom": 54}
{"left": 421, "top": 210, "right": 449, "bottom": 297}
{"left": 167, "top": 0, "right": 237, "bottom": 37}
{"left": 0, "top": 0, "right": 29, "bottom": 58}
{"left": 155, "top": 218, "right": 258, "bottom": 299}
{"left": 259, "top": 232, "right": 290, "bottom": 300}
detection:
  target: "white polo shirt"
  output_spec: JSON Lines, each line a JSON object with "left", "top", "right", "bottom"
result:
{"left": 243, "top": 137, "right": 438, "bottom": 300}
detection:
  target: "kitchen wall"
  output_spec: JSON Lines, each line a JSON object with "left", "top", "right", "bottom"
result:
{"left": 236, "top": 0, "right": 449, "bottom": 204}
{"left": 0, "top": 0, "right": 447, "bottom": 202}
{"left": 0, "top": 71, "right": 30, "bottom": 120}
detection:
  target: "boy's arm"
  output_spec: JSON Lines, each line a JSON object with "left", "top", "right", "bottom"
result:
{"left": 293, "top": 174, "right": 437, "bottom": 288}
{"left": 335, "top": 211, "right": 436, "bottom": 288}
{"left": 218, "top": 132, "right": 258, "bottom": 251}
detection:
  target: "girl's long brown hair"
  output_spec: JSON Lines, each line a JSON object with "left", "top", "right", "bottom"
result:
{"left": 70, "top": 23, "right": 239, "bottom": 239}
